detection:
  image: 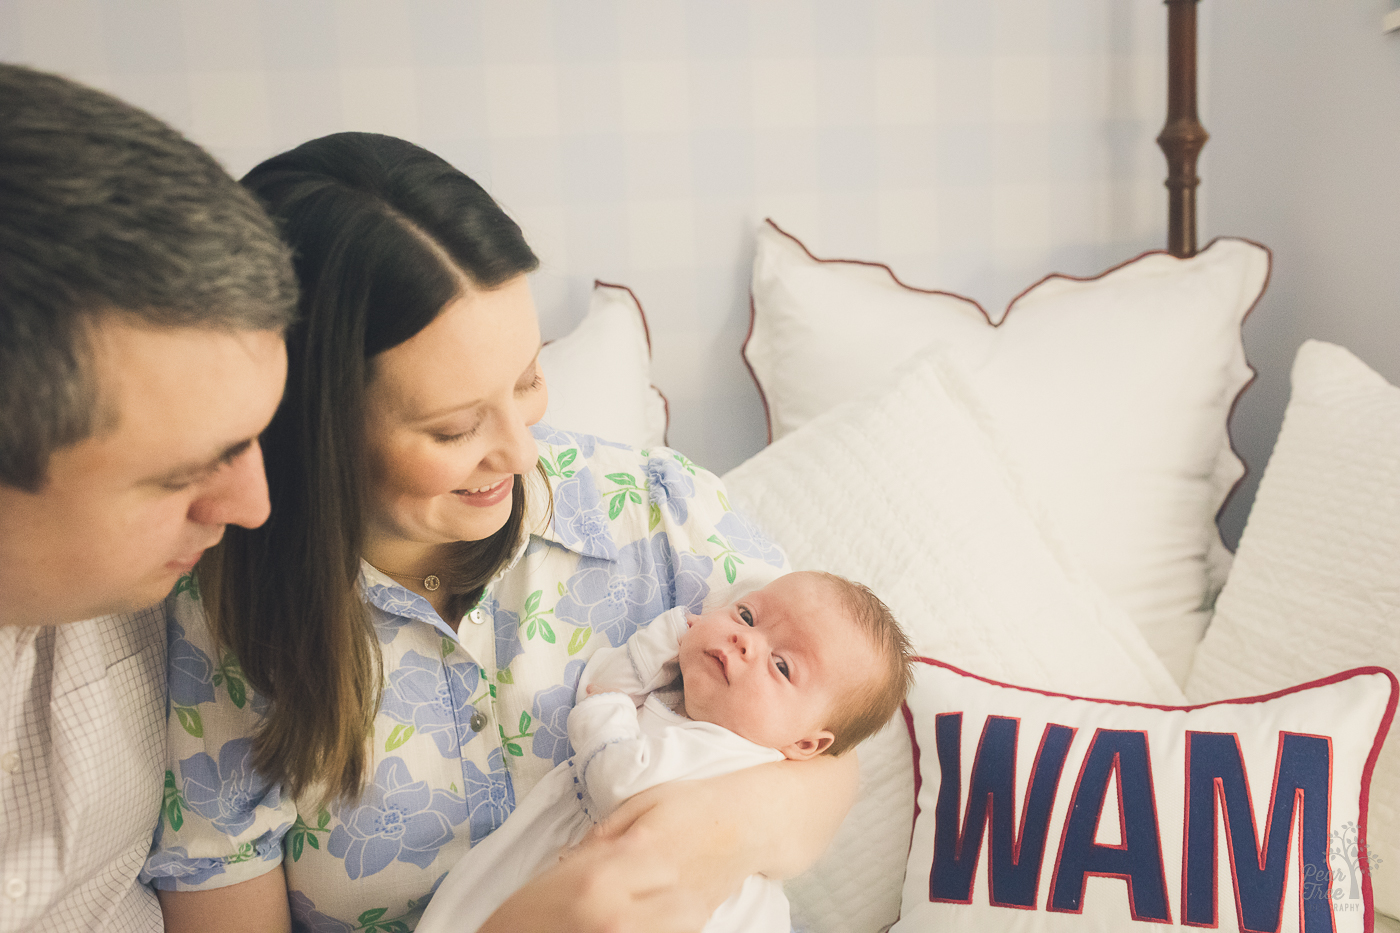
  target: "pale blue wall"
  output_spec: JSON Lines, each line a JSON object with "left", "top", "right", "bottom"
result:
{"left": 1205, "top": 0, "right": 1400, "bottom": 545}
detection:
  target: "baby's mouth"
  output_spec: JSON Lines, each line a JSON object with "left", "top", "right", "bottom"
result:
{"left": 709, "top": 650, "right": 729, "bottom": 683}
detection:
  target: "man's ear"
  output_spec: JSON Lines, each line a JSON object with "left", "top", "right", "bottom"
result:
{"left": 780, "top": 730, "right": 835, "bottom": 761}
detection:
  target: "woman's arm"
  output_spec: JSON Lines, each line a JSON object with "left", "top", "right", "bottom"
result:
{"left": 597, "top": 752, "right": 860, "bottom": 884}
{"left": 157, "top": 868, "right": 292, "bottom": 933}
{"left": 478, "top": 752, "right": 858, "bottom": 932}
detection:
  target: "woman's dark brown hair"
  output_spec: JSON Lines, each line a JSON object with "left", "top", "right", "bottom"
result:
{"left": 199, "top": 132, "right": 539, "bottom": 803}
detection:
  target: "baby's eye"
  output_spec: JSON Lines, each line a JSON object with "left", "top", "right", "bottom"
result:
{"left": 775, "top": 657, "right": 790, "bottom": 680}
{"left": 738, "top": 607, "right": 754, "bottom": 626}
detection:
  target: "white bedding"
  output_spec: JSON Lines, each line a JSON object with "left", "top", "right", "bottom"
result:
{"left": 722, "top": 349, "right": 1183, "bottom": 933}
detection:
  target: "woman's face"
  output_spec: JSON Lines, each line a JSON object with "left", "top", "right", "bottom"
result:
{"left": 363, "top": 274, "right": 546, "bottom": 550}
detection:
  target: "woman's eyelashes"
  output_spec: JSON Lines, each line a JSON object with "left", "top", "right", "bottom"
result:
{"left": 774, "top": 656, "right": 790, "bottom": 679}
{"left": 738, "top": 606, "right": 754, "bottom": 626}
{"left": 517, "top": 372, "right": 544, "bottom": 395}
{"left": 432, "top": 422, "right": 483, "bottom": 445}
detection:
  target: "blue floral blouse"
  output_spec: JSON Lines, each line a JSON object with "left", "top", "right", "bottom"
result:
{"left": 141, "top": 426, "right": 788, "bottom": 931}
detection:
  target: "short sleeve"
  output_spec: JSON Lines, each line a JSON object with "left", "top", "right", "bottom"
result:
{"left": 637, "top": 445, "right": 790, "bottom": 610}
{"left": 140, "top": 580, "right": 295, "bottom": 891}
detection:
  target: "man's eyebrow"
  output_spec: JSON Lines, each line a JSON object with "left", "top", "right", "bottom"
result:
{"left": 148, "top": 438, "right": 253, "bottom": 486}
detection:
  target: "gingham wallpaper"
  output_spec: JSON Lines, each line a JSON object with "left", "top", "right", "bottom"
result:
{"left": 1, "top": 0, "right": 1169, "bottom": 473}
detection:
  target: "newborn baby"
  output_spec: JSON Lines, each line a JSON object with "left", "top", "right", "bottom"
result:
{"left": 416, "top": 570, "right": 913, "bottom": 933}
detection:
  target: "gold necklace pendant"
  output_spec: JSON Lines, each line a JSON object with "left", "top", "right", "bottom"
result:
{"left": 423, "top": 574, "right": 441, "bottom": 592}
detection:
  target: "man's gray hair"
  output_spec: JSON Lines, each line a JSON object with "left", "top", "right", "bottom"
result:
{"left": 0, "top": 64, "right": 297, "bottom": 491}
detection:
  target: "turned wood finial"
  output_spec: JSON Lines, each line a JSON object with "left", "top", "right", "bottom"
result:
{"left": 1157, "top": 0, "right": 1207, "bottom": 258}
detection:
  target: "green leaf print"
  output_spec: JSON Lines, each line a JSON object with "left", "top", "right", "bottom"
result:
{"left": 287, "top": 807, "right": 333, "bottom": 861}
{"left": 441, "top": 637, "right": 456, "bottom": 658}
{"left": 172, "top": 572, "right": 201, "bottom": 601}
{"left": 707, "top": 533, "right": 745, "bottom": 586}
{"left": 162, "top": 770, "right": 185, "bottom": 831}
{"left": 672, "top": 452, "right": 697, "bottom": 475}
{"left": 228, "top": 841, "right": 257, "bottom": 864}
{"left": 717, "top": 489, "right": 731, "bottom": 511}
{"left": 385, "top": 724, "right": 415, "bottom": 751}
{"left": 557, "top": 448, "right": 577, "bottom": 470}
{"left": 648, "top": 502, "right": 661, "bottom": 531}
{"left": 568, "top": 627, "right": 591, "bottom": 656}
{"left": 175, "top": 706, "right": 203, "bottom": 738}
{"left": 538, "top": 619, "right": 556, "bottom": 644}
{"left": 359, "top": 908, "right": 388, "bottom": 925}
{"left": 212, "top": 652, "right": 248, "bottom": 709}
{"left": 608, "top": 493, "right": 626, "bottom": 520}
{"left": 627, "top": 490, "right": 641, "bottom": 505}
{"left": 497, "top": 668, "right": 514, "bottom": 684}
{"left": 558, "top": 582, "right": 567, "bottom": 597}
{"left": 524, "top": 590, "right": 542, "bottom": 614}
{"left": 499, "top": 719, "right": 534, "bottom": 757}
{"left": 605, "top": 472, "right": 638, "bottom": 487}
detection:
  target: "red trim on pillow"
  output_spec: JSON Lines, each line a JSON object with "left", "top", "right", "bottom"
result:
{"left": 745, "top": 220, "right": 1273, "bottom": 531}
{"left": 741, "top": 293, "right": 774, "bottom": 444}
{"left": 904, "top": 657, "right": 1397, "bottom": 931}
{"left": 593, "top": 280, "right": 671, "bottom": 446}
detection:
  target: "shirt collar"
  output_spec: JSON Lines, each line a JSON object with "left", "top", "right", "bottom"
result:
{"left": 358, "top": 453, "right": 617, "bottom": 632}
{"left": 526, "top": 448, "right": 619, "bottom": 562}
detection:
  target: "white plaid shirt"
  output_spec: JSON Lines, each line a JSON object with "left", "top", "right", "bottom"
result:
{"left": 0, "top": 610, "right": 167, "bottom": 933}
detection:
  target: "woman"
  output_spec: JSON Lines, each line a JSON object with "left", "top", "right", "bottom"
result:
{"left": 142, "top": 133, "right": 856, "bottom": 932}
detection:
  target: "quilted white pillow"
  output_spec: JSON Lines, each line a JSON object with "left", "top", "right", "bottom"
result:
{"left": 539, "top": 280, "right": 668, "bottom": 449}
{"left": 722, "top": 349, "right": 1184, "bottom": 933}
{"left": 1187, "top": 340, "right": 1400, "bottom": 919}
{"left": 897, "top": 659, "right": 1396, "bottom": 933}
{"left": 746, "top": 220, "right": 1271, "bottom": 682}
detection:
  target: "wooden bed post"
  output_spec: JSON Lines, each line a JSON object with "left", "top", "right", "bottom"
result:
{"left": 1157, "top": 0, "right": 1207, "bottom": 258}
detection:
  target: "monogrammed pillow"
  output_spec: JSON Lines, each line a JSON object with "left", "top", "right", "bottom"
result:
{"left": 895, "top": 659, "right": 1397, "bottom": 933}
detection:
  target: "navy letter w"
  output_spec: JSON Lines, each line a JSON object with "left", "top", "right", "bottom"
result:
{"left": 929, "top": 713, "right": 1075, "bottom": 908}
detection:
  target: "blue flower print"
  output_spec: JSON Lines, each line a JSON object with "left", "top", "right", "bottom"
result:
{"left": 533, "top": 422, "right": 597, "bottom": 458}
{"left": 140, "top": 846, "right": 228, "bottom": 888}
{"left": 531, "top": 659, "right": 586, "bottom": 766}
{"left": 714, "top": 511, "right": 786, "bottom": 568}
{"left": 379, "top": 651, "right": 481, "bottom": 758}
{"left": 554, "top": 539, "right": 665, "bottom": 647}
{"left": 363, "top": 571, "right": 450, "bottom": 641}
{"left": 288, "top": 891, "right": 354, "bottom": 933}
{"left": 651, "top": 533, "right": 713, "bottom": 615}
{"left": 463, "top": 747, "right": 516, "bottom": 843}
{"left": 328, "top": 757, "right": 468, "bottom": 880}
{"left": 645, "top": 456, "right": 695, "bottom": 525}
{"left": 551, "top": 467, "right": 619, "bottom": 560}
{"left": 485, "top": 594, "right": 524, "bottom": 672}
{"left": 179, "top": 738, "right": 282, "bottom": 837}
{"left": 167, "top": 620, "right": 215, "bottom": 708}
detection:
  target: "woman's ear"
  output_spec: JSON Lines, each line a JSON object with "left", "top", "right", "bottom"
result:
{"left": 780, "top": 731, "right": 835, "bottom": 761}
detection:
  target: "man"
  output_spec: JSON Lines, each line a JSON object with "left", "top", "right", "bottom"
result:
{"left": 0, "top": 64, "right": 296, "bottom": 931}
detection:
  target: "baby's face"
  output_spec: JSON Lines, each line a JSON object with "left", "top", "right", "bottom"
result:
{"left": 678, "top": 572, "right": 878, "bottom": 759}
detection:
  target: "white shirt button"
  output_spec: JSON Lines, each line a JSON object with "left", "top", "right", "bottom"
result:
{"left": 470, "top": 610, "right": 485, "bottom": 625}
{"left": 4, "top": 877, "right": 26, "bottom": 899}
{"left": 0, "top": 751, "right": 18, "bottom": 774}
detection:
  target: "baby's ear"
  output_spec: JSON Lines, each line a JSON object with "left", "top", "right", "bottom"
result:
{"left": 780, "top": 731, "right": 835, "bottom": 761}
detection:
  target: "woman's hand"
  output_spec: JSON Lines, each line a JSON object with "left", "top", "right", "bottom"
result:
{"left": 477, "top": 833, "right": 711, "bottom": 933}
{"left": 476, "top": 754, "right": 858, "bottom": 932}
